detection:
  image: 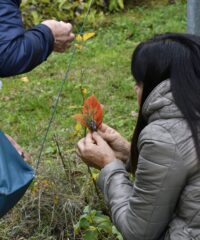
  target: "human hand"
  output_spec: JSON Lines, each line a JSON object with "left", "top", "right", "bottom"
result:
{"left": 42, "top": 20, "right": 75, "bottom": 52}
{"left": 5, "top": 134, "right": 29, "bottom": 161}
{"left": 98, "top": 123, "right": 130, "bottom": 161}
{"left": 77, "top": 132, "right": 116, "bottom": 170}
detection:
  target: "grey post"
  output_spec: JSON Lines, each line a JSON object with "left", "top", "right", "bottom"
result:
{"left": 187, "top": 0, "right": 200, "bottom": 35}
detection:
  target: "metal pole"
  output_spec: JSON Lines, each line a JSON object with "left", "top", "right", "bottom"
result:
{"left": 187, "top": 0, "right": 200, "bottom": 35}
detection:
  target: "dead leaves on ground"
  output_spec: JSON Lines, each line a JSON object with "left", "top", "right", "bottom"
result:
{"left": 75, "top": 32, "right": 96, "bottom": 50}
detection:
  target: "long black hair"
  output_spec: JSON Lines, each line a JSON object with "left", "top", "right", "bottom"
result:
{"left": 130, "top": 33, "right": 200, "bottom": 173}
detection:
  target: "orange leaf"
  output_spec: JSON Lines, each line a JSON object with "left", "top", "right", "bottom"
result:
{"left": 73, "top": 114, "right": 88, "bottom": 129}
{"left": 73, "top": 95, "right": 103, "bottom": 132}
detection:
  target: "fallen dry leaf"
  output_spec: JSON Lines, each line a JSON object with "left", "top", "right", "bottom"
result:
{"left": 76, "top": 32, "right": 96, "bottom": 42}
{"left": 20, "top": 76, "right": 29, "bottom": 83}
{"left": 74, "top": 44, "right": 84, "bottom": 50}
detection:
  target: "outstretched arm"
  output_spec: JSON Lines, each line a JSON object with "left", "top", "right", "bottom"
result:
{"left": 0, "top": 0, "right": 74, "bottom": 77}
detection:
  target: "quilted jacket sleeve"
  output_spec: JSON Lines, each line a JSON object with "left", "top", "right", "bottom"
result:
{"left": 0, "top": 0, "right": 54, "bottom": 77}
{"left": 97, "top": 124, "right": 187, "bottom": 240}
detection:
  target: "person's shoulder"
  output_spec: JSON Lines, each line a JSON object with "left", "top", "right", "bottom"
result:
{"left": 139, "top": 122, "right": 175, "bottom": 146}
{"left": 137, "top": 122, "right": 178, "bottom": 166}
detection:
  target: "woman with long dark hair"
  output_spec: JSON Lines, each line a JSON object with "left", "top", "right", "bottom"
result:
{"left": 77, "top": 33, "right": 200, "bottom": 240}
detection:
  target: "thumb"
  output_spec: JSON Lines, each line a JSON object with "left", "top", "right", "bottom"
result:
{"left": 98, "top": 129, "right": 114, "bottom": 142}
{"left": 98, "top": 131, "right": 111, "bottom": 142}
{"left": 92, "top": 132, "right": 105, "bottom": 145}
{"left": 98, "top": 123, "right": 107, "bottom": 133}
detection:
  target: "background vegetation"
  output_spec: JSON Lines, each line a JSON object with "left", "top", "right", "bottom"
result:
{"left": 21, "top": 0, "right": 183, "bottom": 27}
{"left": 21, "top": 0, "right": 127, "bottom": 27}
{"left": 0, "top": 0, "right": 185, "bottom": 239}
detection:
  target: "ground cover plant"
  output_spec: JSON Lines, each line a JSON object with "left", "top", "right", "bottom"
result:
{"left": 0, "top": 0, "right": 186, "bottom": 239}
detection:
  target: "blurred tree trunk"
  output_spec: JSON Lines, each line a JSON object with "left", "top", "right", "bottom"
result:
{"left": 187, "top": 0, "right": 200, "bottom": 35}
{"left": 168, "top": 0, "right": 175, "bottom": 4}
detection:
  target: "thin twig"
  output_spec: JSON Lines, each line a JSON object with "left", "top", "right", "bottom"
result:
{"left": 53, "top": 135, "right": 77, "bottom": 191}
{"left": 38, "top": 189, "right": 42, "bottom": 228}
{"left": 53, "top": 135, "right": 71, "bottom": 181}
{"left": 87, "top": 166, "right": 101, "bottom": 198}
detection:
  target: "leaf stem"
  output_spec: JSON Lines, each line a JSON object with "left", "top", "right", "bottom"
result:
{"left": 80, "top": 70, "right": 101, "bottom": 198}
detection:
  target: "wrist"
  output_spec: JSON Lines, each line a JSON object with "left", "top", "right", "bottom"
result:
{"left": 101, "top": 155, "right": 116, "bottom": 169}
{"left": 101, "top": 158, "right": 124, "bottom": 170}
{"left": 42, "top": 21, "right": 56, "bottom": 38}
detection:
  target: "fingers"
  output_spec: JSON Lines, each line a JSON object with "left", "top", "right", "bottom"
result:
{"left": 98, "top": 124, "right": 113, "bottom": 140}
{"left": 76, "top": 132, "right": 116, "bottom": 169}
{"left": 98, "top": 123, "right": 108, "bottom": 133}
{"left": 98, "top": 125, "right": 117, "bottom": 143}
{"left": 42, "top": 20, "right": 75, "bottom": 53}
{"left": 5, "top": 134, "right": 29, "bottom": 161}
{"left": 54, "top": 34, "right": 75, "bottom": 52}
{"left": 68, "top": 33, "right": 75, "bottom": 42}
{"left": 99, "top": 123, "right": 115, "bottom": 134}
{"left": 76, "top": 134, "right": 94, "bottom": 157}
{"left": 92, "top": 132, "right": 104, "bottom": 145}
{"left": 60, "top": 22, "right": 72, "bottom": 32}
{"left": 85, "top": 132, "right": 93, "bottom": 143}
{"left": 77, "top": 138, "right": 85, "bottom": 153}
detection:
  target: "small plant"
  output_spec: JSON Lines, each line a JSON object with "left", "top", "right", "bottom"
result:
{"left": 107, "top": 0, "right": 124, "bottom": 12}
{"left": 74, "top": 205, "right": 123, "bottom": 240}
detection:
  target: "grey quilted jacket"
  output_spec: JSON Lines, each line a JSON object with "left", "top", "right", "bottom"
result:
{"left": 98, "top": 80, "right": 200, "bottom": 240}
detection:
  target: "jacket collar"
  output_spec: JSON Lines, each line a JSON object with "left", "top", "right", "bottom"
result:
{"left": 142, "top": 79, "right": 183, "bottom": 123}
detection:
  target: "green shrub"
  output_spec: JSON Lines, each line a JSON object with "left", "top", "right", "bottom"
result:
{"left": 74, "top": 205, "right": 123, "bottom": 240}
{"left": 21, "top": 0, "right": 125, "bottom": 28}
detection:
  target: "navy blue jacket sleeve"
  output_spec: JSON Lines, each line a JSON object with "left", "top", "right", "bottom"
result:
{"left": 0, "top": 0, "right": 54, "bottom": 77}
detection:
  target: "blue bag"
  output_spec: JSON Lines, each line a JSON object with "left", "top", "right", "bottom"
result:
{"left": 0, "top": 131, "right": 35, "bottom": 217}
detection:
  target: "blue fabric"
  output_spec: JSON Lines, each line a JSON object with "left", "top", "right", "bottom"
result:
{"left": 0, "top": 0, "right": 54, "bottom": 77}
{"left": 0, "top": 131, "right": 35, "bottom": 217}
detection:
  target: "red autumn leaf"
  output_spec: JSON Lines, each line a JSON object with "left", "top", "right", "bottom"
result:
{"left": 73, "top": 95, "right": 103, "bottom": 131}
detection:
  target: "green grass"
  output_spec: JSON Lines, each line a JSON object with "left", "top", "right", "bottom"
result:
{"left": 0, "top": 1, "right": 186, "bottom": 239}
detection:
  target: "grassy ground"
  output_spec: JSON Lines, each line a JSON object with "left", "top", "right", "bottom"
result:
{"left": 0, "top": 1, "right": 186, "bottom": 239}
